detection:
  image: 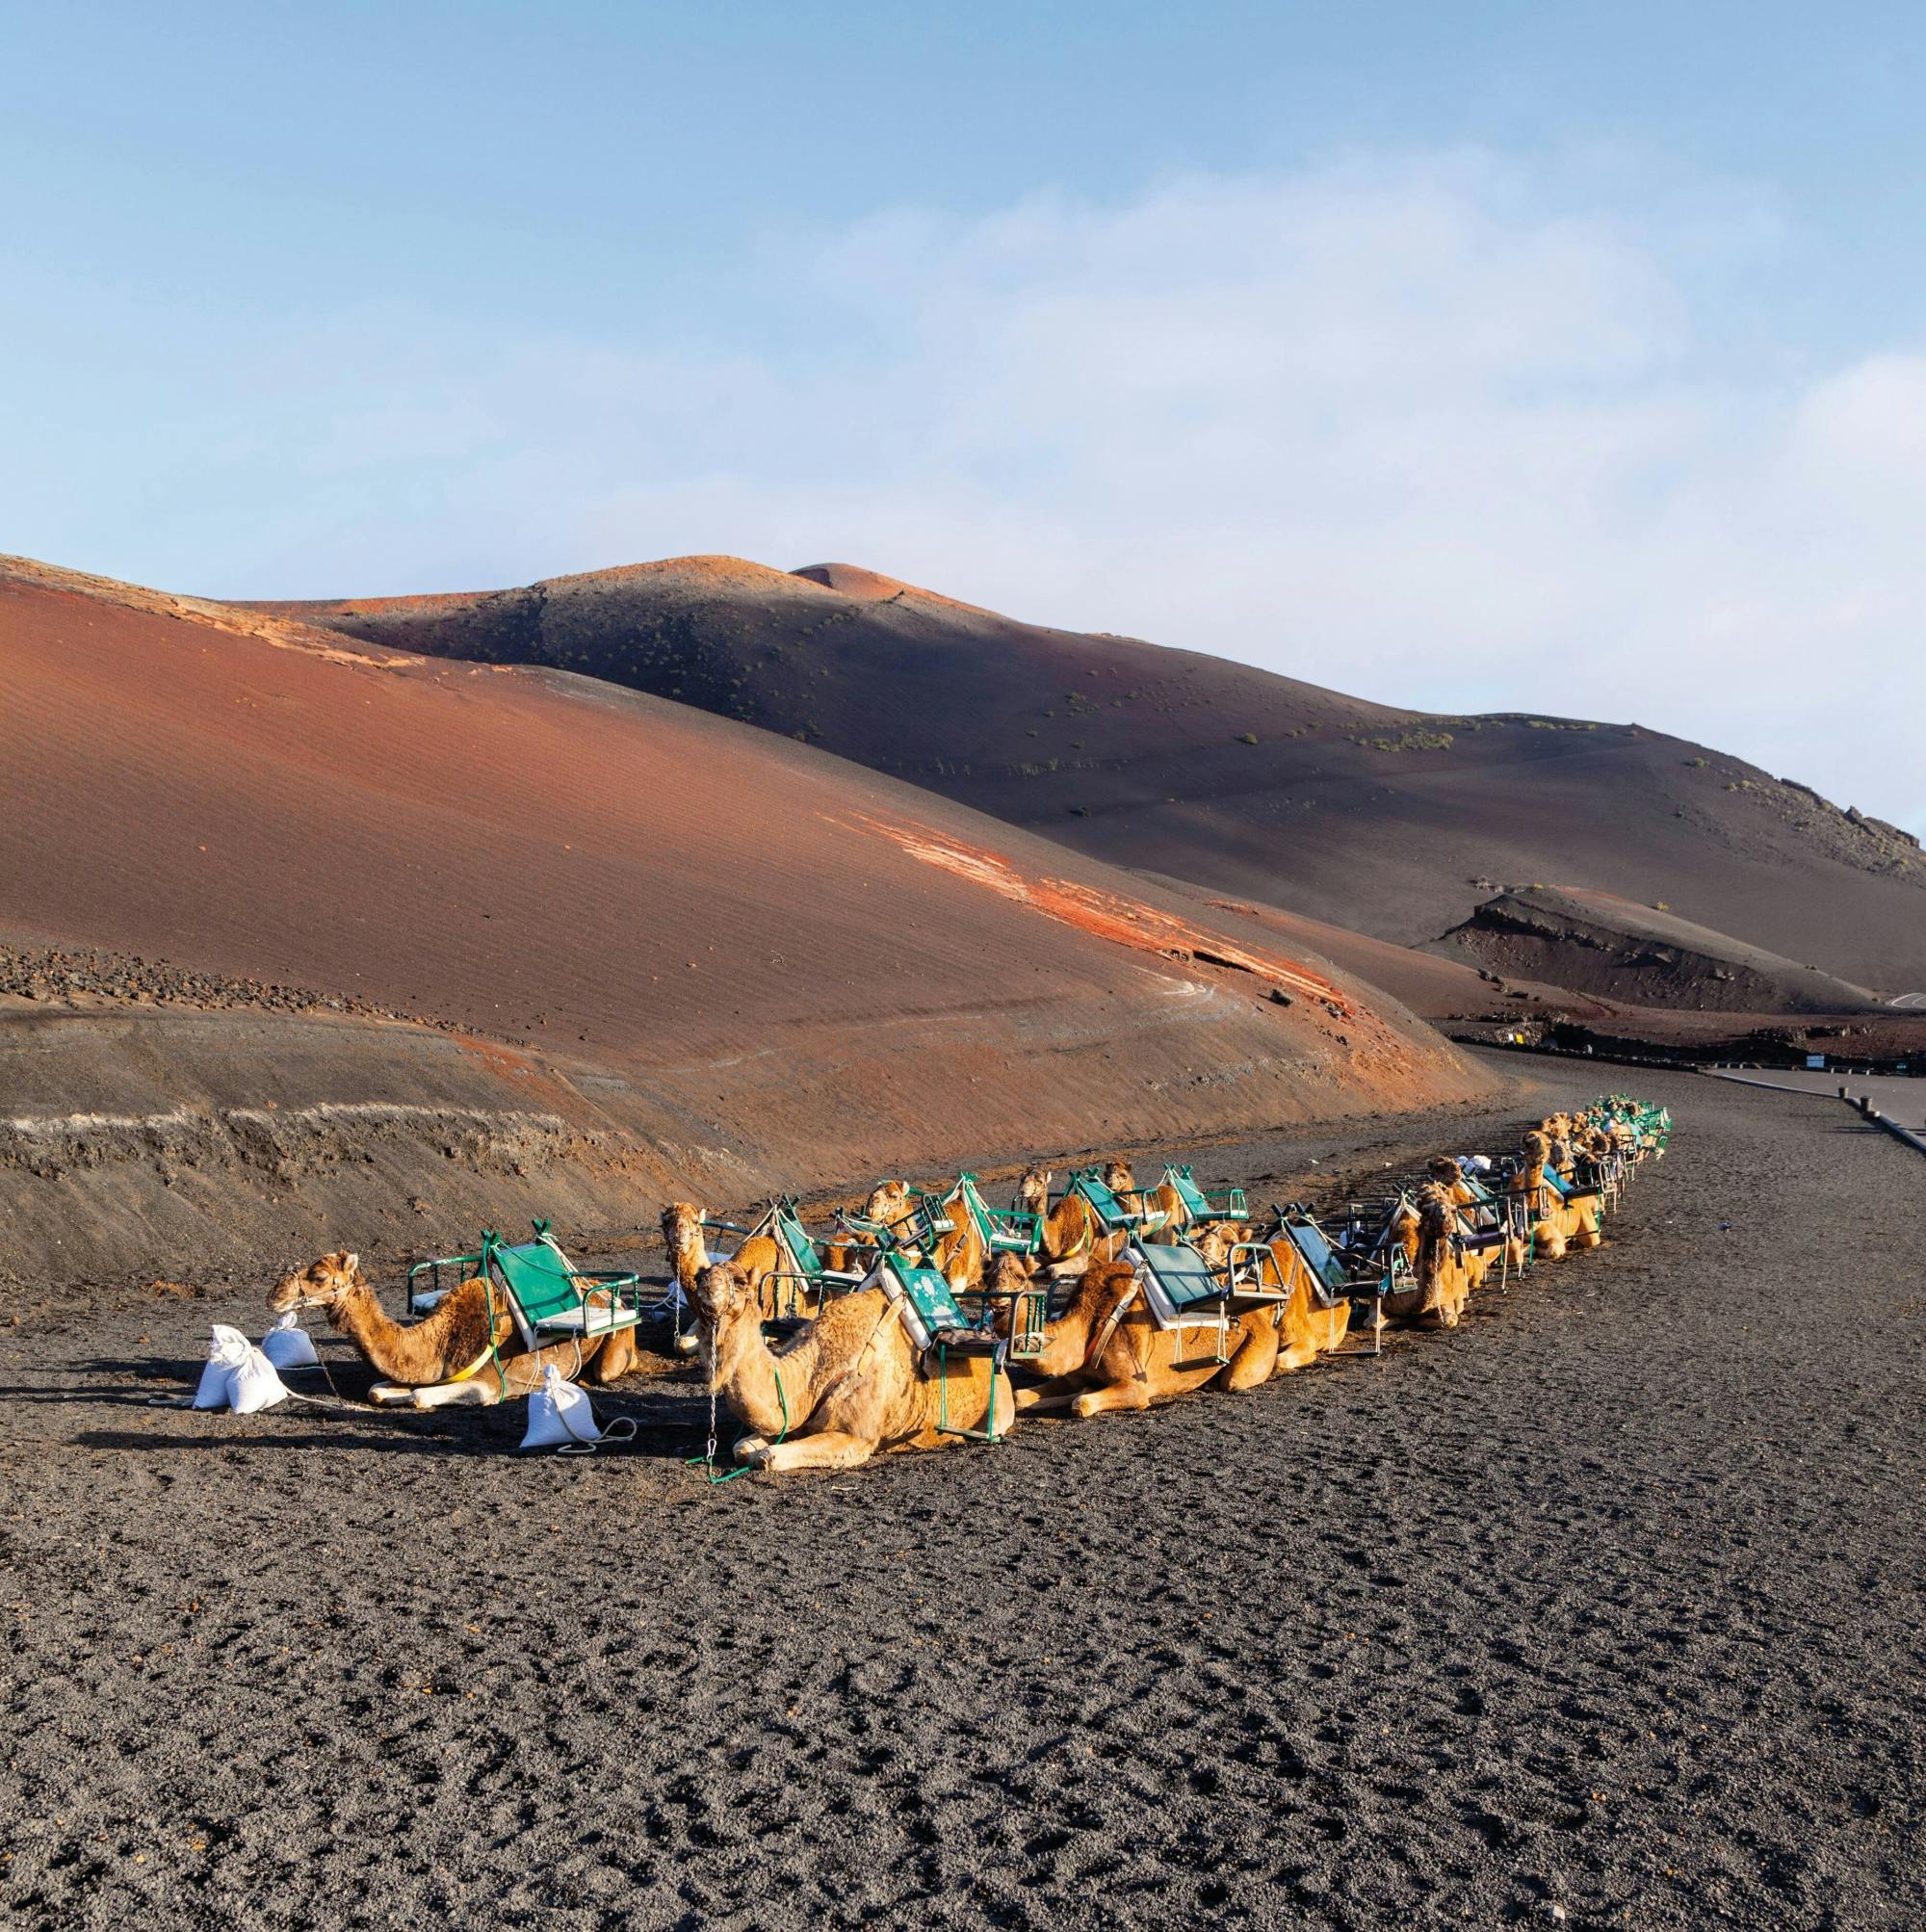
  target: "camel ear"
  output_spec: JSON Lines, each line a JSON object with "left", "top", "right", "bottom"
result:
{"left": 343, "top": 1252, "right": 359, "bottom": 1275}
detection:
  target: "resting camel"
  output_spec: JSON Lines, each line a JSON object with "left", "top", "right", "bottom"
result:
{"left": 1509, "top": 1133, "right": 1602, "bottom": 1259}
{"left": 901, "top": 1182, "right": 989, "bottom": 1291}
{"left": 662, "top": 1201, "right": 788, "bottom": 1323}
{"left": 1424, "top": 1156, "right": 1521, "bottom": 1288}
{"left": 1378, "top": 1187, "right": 1472, "bottom": 1328}
{"left": 1010, "top": 1253, "right": 1277, "bottom": 1416}
{"left": 823, "top": 1181, "right": 914, "bottom": 1272}
{"left": 267, "top": 1251, "right": 641, "bottom": 1407}
{"left": 689, "top": 1259, "right": 1014, "bottom": 1472}
{"left": 1015, "top": 1167, "right": 1105, "bottom": 1274}
{"left": 1211, "top": 1224, "right": 1353, "bottom": 1383}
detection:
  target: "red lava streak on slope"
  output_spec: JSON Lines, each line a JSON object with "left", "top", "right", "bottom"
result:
{"left": 838, "top": 813, "right": 1352, "bottom": 1014}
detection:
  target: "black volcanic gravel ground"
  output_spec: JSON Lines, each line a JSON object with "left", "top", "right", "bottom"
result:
{"left": 3, "top": 1061, "right": 1923, "bottom": 1929}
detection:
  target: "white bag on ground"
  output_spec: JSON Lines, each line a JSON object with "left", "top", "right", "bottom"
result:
{"left": 194, "top": 1325, "right": 252, "bottom": 1408}
{"left": 229, "top": 1345, "right": 290, "bottom": 1415}
{"left": 260, "top": 1310, "right": 321, "bottom": 1371}
{"left": 521, "top": 1365, "right": 600, "bottom": 1450}
{"left": 192, "top": 1323, "right": 289, "bottom": 1413}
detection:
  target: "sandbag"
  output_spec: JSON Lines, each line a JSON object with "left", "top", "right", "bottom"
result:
{"left": 193, "top": 1325, "right": 252, "bottom": 1409}
{"left": 229, "top": 1345, "right": 290, "bottom": 1415}
{"left": 260, "top": 1311, "right": 321, "bottom": 1371}
{"left": 521, "top": 1365, "right": 600, "bottom": 1450}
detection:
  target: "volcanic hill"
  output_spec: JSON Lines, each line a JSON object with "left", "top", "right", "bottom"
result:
{"left": 255, "top": 557, "right": 1926, "bottom": 1001}
{"left": 0, "top": 554, "right": 1489, "bottom": 1285}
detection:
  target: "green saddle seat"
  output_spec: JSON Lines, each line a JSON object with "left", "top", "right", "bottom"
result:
{"left": 1130, "top": 1240, "right": 1232, "bottom": 1325}
{"left": 483, "top": 1223, "right": 641, "bottom": 1349}
{"left": 1160, "top": 1164, "right": 1248, "bottom": 1222}
{"left": 870, "top": 1252, "right": 1001, "bottom": 1355}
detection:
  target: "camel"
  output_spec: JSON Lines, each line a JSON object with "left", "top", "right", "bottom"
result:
{"left": 688, "top": 1259, "right": 1014, "bottom": 1472}
{"left": 1010, "top": 1252, "right": 1276, "bottom": 1417}
{"left": 820, "top": 1180, "right": 913, "bottom": 1279}
{"left": 1508, "top": 1133, "right": 1602, "bottom": 1258}
{"left": 1210, "top": 1223, "right": 1353, "bottom": 1384}
{"left": 662, "top": 1201, "right": 790, "bottom": 1325}
{"left": 267, "top": 1251, "right": 641, "bottom": 1408}
{"left": 1424, "top": 1156, "right": 1521, "bottom": 1288}
{"left": 1015, "top": 1167, "right": 1105, "bottom": 1274}
{"left": 1378, "top": 1187, "right": 1471, "bottom": 1327}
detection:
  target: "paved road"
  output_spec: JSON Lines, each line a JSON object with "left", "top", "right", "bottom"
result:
{"left": 1711, "top": 1066, "right": 1926, "bottom": 1131}
{"left": 1889, "top": 992, "right": 1926, "bottom": 1009}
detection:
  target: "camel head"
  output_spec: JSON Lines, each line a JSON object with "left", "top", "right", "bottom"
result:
{"left": 861, "top": 1179, "right": 911, "bottom": 1225}
{"left": 1426, "top": 1155, "right": 1463, "bottom": 1189}
{"left": 1016, "top": 1166, "right": 1052, "bottom": 1215}
{"left": 1101, "top": 1160, "right": 1135, "bottom": 1194}
{"left": 985, "top": 1250, "right": 1035, "bottom": 1292}
{"left": 983, "top": 1250, "right": 1036, "bottom": 1335}
{"left": 269, "top": 1250, "right": 363, "bottom": 1313}
{"left": 689, "top": 1260, "right": 753, "bottom": 1333}
{"left": 1190, "top": 1223, "right": 1234, "bottom": 1268}
{"left": 661, "top": 1201, "right": 707, "bottom": 1262}
{"left": 1521, "top": 1130, "right": 1551, "bottom": 1169}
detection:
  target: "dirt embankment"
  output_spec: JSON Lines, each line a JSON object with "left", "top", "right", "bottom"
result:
{"left": 1429, "top": 885, "right": 1885, "bottom": 1014}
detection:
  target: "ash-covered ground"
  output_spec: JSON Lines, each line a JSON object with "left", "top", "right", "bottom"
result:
{"left": 3, "top": 1060, "right": 1921, "bottom": 1929}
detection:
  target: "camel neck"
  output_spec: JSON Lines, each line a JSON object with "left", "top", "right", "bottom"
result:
{"left": 710, "top": 1305, "right": 803, "bottom": 1438}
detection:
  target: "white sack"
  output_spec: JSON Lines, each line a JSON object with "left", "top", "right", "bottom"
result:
{"left": 193, "top": 1325, "right": 252, "bottom": 1409}
{"left": 521, "top": 1365, "right": 600, "bottom": 1450}
{"left": 260, "top": 1311, "right": 321, "bottom": 1371}
{"left": 228, "top": 1345, "right": 290, "bottom": 1415}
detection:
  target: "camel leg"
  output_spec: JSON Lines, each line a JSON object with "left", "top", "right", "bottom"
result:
{"left": 1314, "top": 1303, "right": 1353, "bottom": 1352}
{"left": 736, "top": 1428, "right": 877, "bottom": 1473}
{"left": 1071, "top": 1379, "right": 1153, "bottom": 1419}
{"left": 1013, "top": 1388, "right": 1080, "bottom": 1414}
{"left": 1219, "top": 1326, "right": 1278, "bottom": 1393}
{"left": 586, "top": 1328, "right": 638, "bottom": 1384}
{"left": 368, "top": 1383, "right": 416, "bottom": 1405}
{"left": 1013, "top": 1374, "right": 1087, "bottom": 1412}
{"left": 411, "top": 1380, "right": 500, "bottom": 1409}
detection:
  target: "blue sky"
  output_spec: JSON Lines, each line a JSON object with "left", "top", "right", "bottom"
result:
{"left": 5, "top": 2, "right": 1924, "bottom": 834}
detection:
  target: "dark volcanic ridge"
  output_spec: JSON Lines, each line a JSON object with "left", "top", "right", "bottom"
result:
{"left": 248, "top": 553, "right": 1926, "bottom": 997}
{"left": 1428, "top": 885, "right": 1886, "bottom": 1015}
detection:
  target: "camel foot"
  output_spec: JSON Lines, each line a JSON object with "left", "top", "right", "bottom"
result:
{"left": 368, "top": 1383, "right": 416, "bottom": 1406}
{"left": 411, "top": 1380, "right": 496, "bottom": 1409}
{"left": 1013, "top": 1387, "right": 1078, "bottom": 1413}
{"left": 1071, "top": 1384, "right": 1151, "bottom": 1419}
{"left": 674, "top": 1330, "right": 701, "bottom": 1355}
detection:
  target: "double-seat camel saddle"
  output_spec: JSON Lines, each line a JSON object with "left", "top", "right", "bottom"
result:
{"left": 1157, "top": 1163, "right": 1249, "bottom": 1226}
{"left": 743, "top": 1196, "right": 871, "bottom": 1318}
{"left": 945, "top": 1171, "right": 1044, "bottom": 1259}
{"left": 407, "top": 1219, "right": 645, "bottom": 1384}
{"left": 1259, "top": 1203, "right": 1398, "bottom": 1353}
{"left": 1104, "top": 1235, "right": 1290, "bottom": 1370}
{"left": 861, "top": 1248, "right": 1041, "bottom": 1440}
{"left": 1067, "top": 1167, "right": 1167, "bottom": 1238}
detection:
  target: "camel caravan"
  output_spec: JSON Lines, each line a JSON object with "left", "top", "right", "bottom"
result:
{"left": 243, "top": 1096, "right": 1671, "bottom": 1469}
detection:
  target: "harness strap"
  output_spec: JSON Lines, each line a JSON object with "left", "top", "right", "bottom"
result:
{"left": 1088, "top": 1278, "right": 1142, "bottom": 1367}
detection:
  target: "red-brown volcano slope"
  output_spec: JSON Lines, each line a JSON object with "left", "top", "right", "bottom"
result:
{"left": 0, "top": 555, "right": 1490, "bottom": 1201}
{"left": 254, "top": 557, "right": 1926, "bottom": 998}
